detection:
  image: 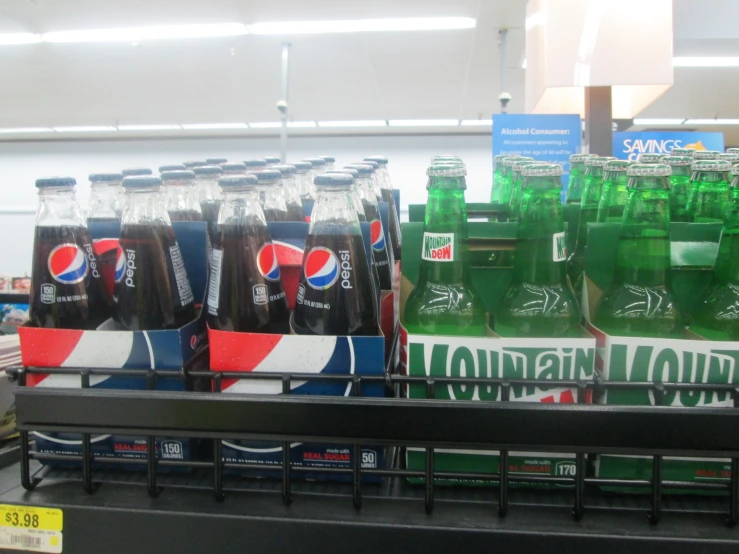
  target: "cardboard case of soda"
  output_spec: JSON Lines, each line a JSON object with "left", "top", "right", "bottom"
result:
{"left": 19, "top": 220, "right": 210, "bottom": 468}
{"left": 401, "top": 203, "right": 596, "bottom": 487}
{"left": 208, "top": 214, "right": 398, "bottom": 482}
{"left": 584, "top": 221, "right": 738, "bottom": 491}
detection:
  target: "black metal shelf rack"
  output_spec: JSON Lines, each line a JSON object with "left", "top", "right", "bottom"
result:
{"left": 2, "top": 362, "right": 739, "bottom": 553}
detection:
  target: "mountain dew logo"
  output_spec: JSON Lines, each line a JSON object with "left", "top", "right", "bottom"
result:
{"left": 606, "top": 340, "right": 739, "bottom": 407}
{"left": 422, "top": 232, "right": 455, "bottom": 262}
{"left": 407, "top": 335, "right": 594, "bottom": 401}
{"left": 553, "top": 232, "right": 566, "bottom": 262}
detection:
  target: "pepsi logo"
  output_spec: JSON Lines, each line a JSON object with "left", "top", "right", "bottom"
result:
{"left": 370, "top": 220, "right": 385, "bottom": 252}
{"left": 47, "top": 243, "right": 88, "bottom": 285}
{"left": 257, "top": 243, "right": 281, "bottom": 281}
{"left": 304, "top": 247, "right": 339, "bottom": 290}
{"left": 114, "top": 246, "right": 126, "bottom": 282}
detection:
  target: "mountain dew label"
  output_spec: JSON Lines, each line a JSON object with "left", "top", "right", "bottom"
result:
{"left": 553, "top": 232, "right": 566, "bottom": 262}
{"left": 591, "top": 327, "right": 739, "bottom": 488}
{"left": 402, "top": 330, "right": 596, "bottom": 486}
{"left": 422, "top": 232, "right": 455, "bottom": 262}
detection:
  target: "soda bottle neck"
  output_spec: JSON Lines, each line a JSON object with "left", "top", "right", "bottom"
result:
{"left": 356, "top": 177, "right": 377, "bottom": 205}
{"left": 195, "top": 177, "right": 221, "bottom": 203}
{"left": 163, "top": 181, "right": 201, "bottom": 215}
{"left": 295, "top": 172, "right": 314, "bottom": 200}
{"left": 257, "top": 183, "right": 288, "bottom": 212}
{"left": 310, "top": 186, "right": 361, "bottom": 235}
{"left": 280, "top": 176, "right": 302, "bottom": 205}
{"left": 88, "top": 182, "right": 120, "bottom": 219}
{"left": 614, "top": 187, "right": 671, "bottom": 287}
{"left": 513, "top": 179, "right": 567, "bottom": 285}
{"left": 418, "top": 187, "right": 470, "bottom": 284}
{"left": 581, "top": 174, "right": 604, "bottom": 205}
{"left": 122, "top": 187, "right": 172, "bottom": 227}
{"left": 36, "top": 186, "right": 86, "bottom": 228}
{"left": 670, "top": 166, "right": 690, "bottom": 178}
{"left": 219, "top": 187, "right": 266, "bottom": 226}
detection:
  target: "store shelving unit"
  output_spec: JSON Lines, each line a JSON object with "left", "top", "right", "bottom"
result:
{"left": 0, "top": 362, "right": 737, "bottom": 553}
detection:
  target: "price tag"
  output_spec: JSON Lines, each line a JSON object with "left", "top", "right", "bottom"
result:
{"left": 0, "top": 505, "right": 63, "bottom": 553}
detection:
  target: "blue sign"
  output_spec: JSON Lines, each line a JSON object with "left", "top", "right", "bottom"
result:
{"left": 493, "top": 114, "right": 582, "bottom": 195}
{"left": 613, "top": 132, "right": 724, "bottom": 161}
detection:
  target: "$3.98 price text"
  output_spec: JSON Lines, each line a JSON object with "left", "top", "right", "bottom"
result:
{"left": 5, "top": 511, "right": 39, "bottom": 528}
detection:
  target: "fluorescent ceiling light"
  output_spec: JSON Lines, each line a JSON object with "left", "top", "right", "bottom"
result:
{"left": 181, "top": 123, "right": 247, "bottom": 130}
{"left": 673, "top": 57, "right": 739, "bottom": 67}
{"left": 0, "top": 33, "right": 41, "bottom": 45}
{"left": 684, "top": 119, "right": 739, "bottom": 125}
{"left": 633, "top": 118, "right": 685, "bottom": 125}
{"left": 388, "top": 119, "right": 460, "bottom": 127}
{"left": 286, "top": 121, "right": 317, "bottom": 128}
{"left": 248, "top": 122, "right": 282, "bottom": 129}
{"left": 460, "top": 120, "right": 492, "bottom": 126}
{"left": 118, "top": 124, "right": 182, "bottom": 131}
{"left": 318, "top": 120, "right": 387, "bottom": 128}
{"left": 53, "top": 126, "right": 116, "bottom": 132}
{"left": 43, "top": 23, "right": 247, "bottom": 43}
{"left": 0, "top": 127, "right": 53, "bottom": 134}
{"left": 249, "top": 17, "right": 476, "bottom": 35}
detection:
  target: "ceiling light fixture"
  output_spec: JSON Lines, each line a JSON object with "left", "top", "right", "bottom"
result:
{"left": 248, "top": 122, "right": 283, "bottom": 129}
{"left": 684, "top": 119, "right": 739, "bottom": 125}
{"left": 43, "top": 23, "right": 248, "bottom": 43}
{"left": 0, "top": 33, "right": 41, "bottom": 45}
{"left": 181, "top": 123, "right": 248, "bottom": 130}
{"left": 632, "top": 118, "right": 685, "bottom": 125}
{"left": 673, "top": 57, "right": 739, "bottom": 68}
{"left": 249, "top": 17, "right": 476, "bottom": 35}
{"left": 118, "top": 124, "right": 182, "bottom": 131}
{"left": 0, "top": 127, "right": 53, "bottom": 134}
{"left": 388, "top": 119, "right": 460, "bottom": 127}
{"left": 287, "top": 121, "right": 317, "bottom": 128}
{"left": 53, "top": 126, "right": 117, "bottom": 132}
{"left": 460, "top": 120, "right": 492, "bottom": 126}
{"left": 317, "top": 120, "right": 388, "bottom": 128}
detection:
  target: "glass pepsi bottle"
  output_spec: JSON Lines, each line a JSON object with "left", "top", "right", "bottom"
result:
{"left": 206, "top": 158, "right": 228, "bottom": 165}
{"left": 292, "top": 173, "right": 378, "bottom": 336}
{"left": 122, "top": 168, "right": 152, "bottom": 177}
{"left": 272, "top": 164, "right": 307, "bottom": 222}
{"left": 87, "top": 172, "right": 123, "bottom": 223}
{"left": 207, "top": 175, "right": 290, "bottom": 334}
{"left": 30, "top": 177, "right": 112, "bottom": 329}
{"left": 193, "top": 165, "right": 223, "bottom": 243}
{"left": 319, "top": 156, "right": 336, "bottom": 170}
{"left": 303, "top": 158, "right": 327, "bottom": 182}
{"left": 346, "top": 164, "right": 394, "bottom": 290}
{"left": 364, "top": 156, "right": 402, "bottom": 261}
{"left": 115, "top": 176, "right": 196, "bottom": 330}
{"left": 264, "top": 156, "right": 281, "bottom": 167}
{"left": 253, "top": 170, "right": 289, "bottom": 222}
{"left": 244, "top": 159, "right": 268, "bottom": 174}
{"left": 293, "top": 161, "right": 315, "bottom": 202}
{"left": 161, "top": 170, "right": 202, "bottom": 222}
{"left": 183, "top": 160, "right": 207, "bottom": 169}
{"left": 220, "top": 163, "right": 246, "bottom": 175}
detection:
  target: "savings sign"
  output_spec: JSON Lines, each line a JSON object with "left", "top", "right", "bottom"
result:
{"left": 613, "top": 132, "right": 725, "bottom": 161}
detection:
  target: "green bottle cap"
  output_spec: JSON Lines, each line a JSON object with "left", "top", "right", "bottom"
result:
{"left": 637, "top": 153, "right": 663, "bottom": 163}
{"left": 585, "top": 156, "right": 615, "bottom": 167}
{"left": 726, "top": 148, "right": 739, "bottom": 154}
{"left": 521, "top": 163, "right": 563, "bottom": 177}
{"left": 627, "top": 163, "right": 671, "bottom": 177}
{"left": 692, "top": 150, "right": 720, "bottom": 160}
{"left": 718, "top": 153, "right": 739, "bottom": 163}
{"left": 671, "top": 147, "right": 695, "bottom": 155}
{"left": 427, "top": 163, "right": 466, "bottom": 177}
{"left": 661, "top": 155, "right": 693, "bottom": 166}
{"left": 502, "top": 156, "right": 533, "bottom": 167}
{"left": 691, "top": 160, "right": 731, "bottom": 172}
{"left": 569, "top": 153, "right": 597, "bottom": 163}
{"left": 603, "top": 160, "right": 631, "bottom": 172}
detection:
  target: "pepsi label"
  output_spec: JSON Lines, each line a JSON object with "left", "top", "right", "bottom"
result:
{"left": 207, "top": 249, "right": 223, "bottom": 316}
{"left": 48, "top": 243, "right": 89, "bottom": 285}
{"left": 339, "top": 250, "right": 353, "bottom": 290}
{"left": 123, "top": 249, "right": 137, "bottom": 288}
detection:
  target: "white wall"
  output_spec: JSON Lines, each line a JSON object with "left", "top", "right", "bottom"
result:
{"left": 0, "top": 133, "right": 492, "bottom": 275}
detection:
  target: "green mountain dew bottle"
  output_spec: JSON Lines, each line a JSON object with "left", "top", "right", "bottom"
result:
{"left": 567, "top": 156, "right": 614, "bottom": 299}
{"left": 687, "top": 160, "right": 731, "bottom": 223}
{"left": 593, "top": 164, "right": 684, "bottom": 338}
{"left": 692, "top": 166, "right": 739, "bottom": 340}
{"left": 565, "top": 154, "right": 595, "bottom": 204}
{"left": 661, "top": 155, "right": 692, "bottom": 222}
{"left": 403, "top": 162, "right": 486, "bottom": 336}
{"left": 671, "top": 147, "right": 695, "bottom": 157}
{"left": 495, "top": 164, "right": 580, "bottom": 338}
{"left": 491, "top": 155, "right": 509, "bottom": 203}
{"left": 596, "top": 160, "right": 631, "bottom": 222}
{"left": 498, "top": 156, "right": 532, "bottom": 206}
{"left": 507, "top": 160, "right": 539, "bottom": 222}
{"left": 637, "top": 153, "right": 662, "bottom": 164}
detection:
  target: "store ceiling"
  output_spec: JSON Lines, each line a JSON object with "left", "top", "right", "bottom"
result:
{"left": 0, "top": 0, "right": 738, "bottom": 142}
